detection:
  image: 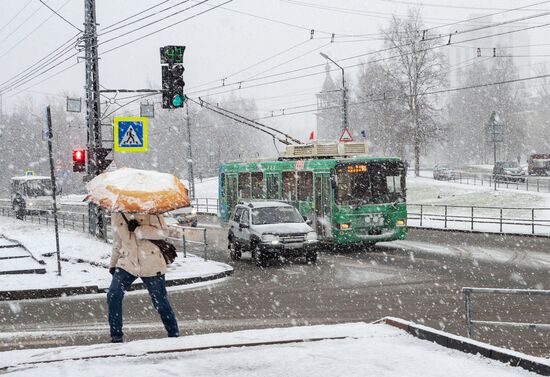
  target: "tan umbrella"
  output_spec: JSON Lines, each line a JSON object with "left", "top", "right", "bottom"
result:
{"left": 84, "top": 167, "right": 190, "bottom": 214}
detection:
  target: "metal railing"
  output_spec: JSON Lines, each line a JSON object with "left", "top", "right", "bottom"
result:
{"left": 408, "top": 204, "right": 550, "bottom": 235}
{"left": 438, "top": 172, "right": 550, "bottom": 193}
{"left": 190, "top": 197, "right": 219, "bottom": 214}
{"left": 463, "top": 287, "right": 550, "bottom": 338}
{"left": 167, "top": 225, "right": 209, "bottom": 261}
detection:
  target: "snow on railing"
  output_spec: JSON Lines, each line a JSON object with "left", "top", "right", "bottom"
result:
{"left": 463, "top": 287, "right": 550, "bottom": 339}
{"left": 408, "top": 204, "right": 550, "bottom": 236}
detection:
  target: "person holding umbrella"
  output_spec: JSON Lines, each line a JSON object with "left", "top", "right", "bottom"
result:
{"left": 108, "top": 212, "right": 179, "bottom": 342}
{"left": 85, "top": 168, "right": 191, "bottom": 343}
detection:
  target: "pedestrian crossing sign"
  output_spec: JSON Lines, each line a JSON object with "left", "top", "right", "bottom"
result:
{"left": 113, "top": 117, "right": 148, "bottom": 153}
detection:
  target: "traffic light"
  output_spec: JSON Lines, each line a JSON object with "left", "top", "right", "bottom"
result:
{"left": 160, "top": 45, "right": 186, "bottom": 109}
{"left": 72, "top": 149, "right": 86, "bottom": 173}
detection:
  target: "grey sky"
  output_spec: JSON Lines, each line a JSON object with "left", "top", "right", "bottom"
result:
{"left": 0, "top": 0, "right": 547, "bottom": 139}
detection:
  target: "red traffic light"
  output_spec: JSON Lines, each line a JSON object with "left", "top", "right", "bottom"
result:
{"left": 73, "top": 149, "right": 86, "bottom": 163}
{"left": 72, "top": 149, "right": 86, "bottom": 172}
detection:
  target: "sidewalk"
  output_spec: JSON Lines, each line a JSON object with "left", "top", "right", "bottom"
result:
{"left": 1, "top": 319, "right": 547, "bottom": 376}
{"left": 0, "top": 217, "right": 232, "bottom": 300}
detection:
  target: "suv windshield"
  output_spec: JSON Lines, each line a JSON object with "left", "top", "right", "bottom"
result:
{"left": 501, "top": 162, "right": 519, "bottom": 169}
{"left": 252, "top": 206, "right": 304, "bottom": 225}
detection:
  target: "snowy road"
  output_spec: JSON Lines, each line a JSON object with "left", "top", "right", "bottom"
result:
{"left": 0, "top": 228, "right": 549, "bottom": 357}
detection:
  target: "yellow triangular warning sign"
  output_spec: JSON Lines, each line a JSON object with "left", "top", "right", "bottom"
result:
{"left": 339, "top": 127, "right": 353, "bottom": 142}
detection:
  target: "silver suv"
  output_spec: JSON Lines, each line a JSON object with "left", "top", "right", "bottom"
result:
{"left": 227, "top": 201, "right": 318, "bottom": 267}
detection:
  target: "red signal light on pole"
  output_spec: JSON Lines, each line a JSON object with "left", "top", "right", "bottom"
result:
{"left": 72, "top": 149, "right": 86, "bottom": 172}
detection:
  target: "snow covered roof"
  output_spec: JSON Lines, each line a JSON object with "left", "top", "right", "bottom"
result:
{"left": 11, "top": 176, "right": 51, "bottom": 181}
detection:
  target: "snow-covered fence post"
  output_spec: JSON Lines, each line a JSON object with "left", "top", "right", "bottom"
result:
{"left": 532, "top": 209, "right": 535, "bottom": 235}
{"left": 537, "top": 180, "right": 540, "bottom": 192}
{"left": 419, "top": 205, "right": 423, "bottom": 226}
{"left": 182, "top": 232, "right": 186, "bottom": 258}
{"left": 471, "top": 207, "right": 474, "bottom": 231}
{"left": 444, "top": 206, "right": 448, "bottom": 228}
{"left": 202, "top": 228, "right": 208, "bottom": 261}
{"left": 464, "top": 288, "right": 472, "bottom": 338}
{"left": 499, "top": 209, "right": 503, "bottom": 232}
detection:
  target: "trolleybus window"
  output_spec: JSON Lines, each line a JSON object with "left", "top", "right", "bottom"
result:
{"left": 266, "top": 175, "right": 279, "bottom": 199}
{"left": 251, "top": 172, "right": 264, "bottom": 199}
{"left": 220, "top": 173, "right": 226, "bottom": 198}
{"left": 297, "top": 171, "right": 313, "bottom": 201}
{"left": 238, "top": 172, "right": 251, "bottom": 198}
{"left": 334, "top": 161, "right": 405, "bottom": 205}
{"left": 282, "top": 171, "right": 296, "bottom": 201}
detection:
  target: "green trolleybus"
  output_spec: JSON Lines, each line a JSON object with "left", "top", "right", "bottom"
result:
{"left": 218, "top": 142, "right": 407, "bottom": 246}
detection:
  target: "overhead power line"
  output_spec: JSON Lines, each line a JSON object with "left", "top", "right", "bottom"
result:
{"left": 189, "top": 11, "right": 550, "bottom": 98}
{"left": 0, "top": 0, "right": 33, "bottom": 36}
{"left": 37, "top": 0, "right": 82, "bottom": 32}
{"left": 256, "top": 71, "right": 550, "bottom": 120}
{"left": 1, "top": 0, "right": 230, "bottom": 95}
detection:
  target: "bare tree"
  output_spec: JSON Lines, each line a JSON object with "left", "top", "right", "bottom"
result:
{"left": 382, "top": 9, "right": 447, "bottom": 175}
{"left": 354, "top": 61, "right": 407, "bottom": 157}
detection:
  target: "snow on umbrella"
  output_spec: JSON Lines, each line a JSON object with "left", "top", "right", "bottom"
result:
{"left": 84, "top": 167, "right": 190, "bottom": 214}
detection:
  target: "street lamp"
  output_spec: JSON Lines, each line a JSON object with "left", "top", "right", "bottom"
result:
{"left": 320, "top": 52, "right": 349, "bottom": 132}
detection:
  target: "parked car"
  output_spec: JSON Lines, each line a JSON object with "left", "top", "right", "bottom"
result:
{"left": 165, "top": 205, "right": 198, "bottom": 227}
{"left": 433, "top": 164, "right": 457, "bottom": 181}
{"left": 227, "top": 201, "right": 318, "bottom": 267}
{"left": 492, "top": 161, "right": 525, "bottom": 182}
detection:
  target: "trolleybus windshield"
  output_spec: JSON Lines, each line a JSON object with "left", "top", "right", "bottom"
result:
{"left": 334, "top": 161, "right": 405, "bottom": 206}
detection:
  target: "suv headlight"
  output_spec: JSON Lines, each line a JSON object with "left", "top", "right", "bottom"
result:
{"left": 191, "top": 207, "right": 197, "bottom": 215}
{"left": 261, "top": 234, "right": 280, "bottom": 244}
{"left": 306, "top": 232, "right": 318, "bottom": 242}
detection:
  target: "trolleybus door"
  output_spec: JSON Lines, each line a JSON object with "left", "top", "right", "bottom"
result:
{"left": 226, "top": 175, "right": 238, "bottom": 219}
{"left": 314, "top": 174, "right": 332, "bottom": 239}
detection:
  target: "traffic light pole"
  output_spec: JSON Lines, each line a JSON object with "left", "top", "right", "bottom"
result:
{"left": 84, "top": 0, "right": 104, "bottom": 237}
{"left": 185, "top": 103, "right": 195, "bottom": 200}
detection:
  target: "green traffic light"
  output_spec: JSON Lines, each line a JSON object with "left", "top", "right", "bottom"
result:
{"left": 172, "top": 94, "right": 185, "bottom": 107}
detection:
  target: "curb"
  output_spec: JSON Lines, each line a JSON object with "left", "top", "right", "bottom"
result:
{"left": 380, "top": 317, "right": 550, "bottom": 376}
{"left": 0, "top": 270, "right": 233, "bottom": 301}
{"left": 408, "top": 225, "right": 550, "bottom": 239}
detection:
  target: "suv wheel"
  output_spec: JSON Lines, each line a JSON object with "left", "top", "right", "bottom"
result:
{"left": 254, "top": 248, "right": 267, "bottom": 267}
{"left": 228, "top": 241, "right": 241, "bottom": 261}
{"left": 305, "top": 250, "right": 317, "bottom": 264}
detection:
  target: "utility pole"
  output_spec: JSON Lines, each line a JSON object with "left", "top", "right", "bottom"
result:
{"left": 45, "top": 106, "right": 62, "bottom": 276}
{"left": 84, "top": 0, "right": 103, "bottom": 235}
{"left": 185, "top": 102, "right": 195, "bottom": 200}
{"left": 320, "top": 52, "right": 348, "bottom": 133}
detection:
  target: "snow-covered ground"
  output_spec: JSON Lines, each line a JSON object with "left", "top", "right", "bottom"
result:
{"left": 0, "top": 216, "right": 231, "bottom": 292}
{"left": 0, "top": 321, "right": 544, "bottom": 376}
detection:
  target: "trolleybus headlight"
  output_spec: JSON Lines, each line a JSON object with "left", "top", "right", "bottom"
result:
{"left": 336, "top": 223, "right": 351, "bottom": 230}
{"left": 396, "top": 219, "right": 406, "bottom": 227}
{"left": 306, "top": 232, "right": 318, "bottom": 242}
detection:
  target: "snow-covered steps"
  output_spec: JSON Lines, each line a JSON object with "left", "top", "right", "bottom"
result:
{"left": 0, "top": 236, "right": 45, "bottom": 275}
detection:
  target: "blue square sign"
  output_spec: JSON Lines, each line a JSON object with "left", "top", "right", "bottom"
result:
{"left": 114, "top": 117, "right": 148, "bottom": 152}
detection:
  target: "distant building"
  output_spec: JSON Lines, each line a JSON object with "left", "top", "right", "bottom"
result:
{"left": 316, "top": 63, "right": 343, "bottom": 141}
